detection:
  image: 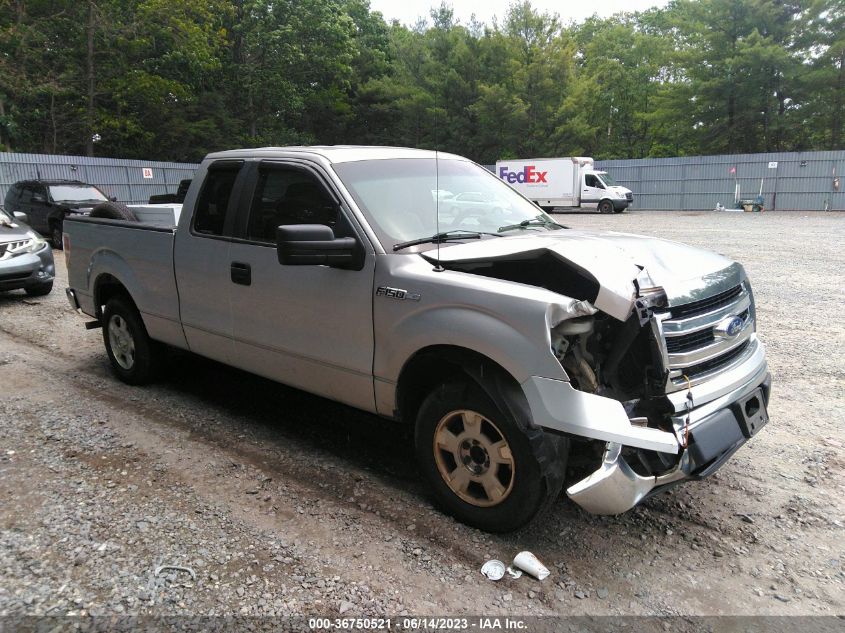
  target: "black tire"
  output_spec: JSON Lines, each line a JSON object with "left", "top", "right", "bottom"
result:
{"left": 598, "top": 200, "right": 614, "bottom": 214}
{"left": 25, "top": 281, "right": 53, "bottom": 297}
{"left": 102, "top": 296, "right": 162, "bottom": 385}
{"left": 50, "top": 221, "right": 63, "bottom": 249}
{"left": 414, "top": 380, "right": 568, "bottom": 532}
{"left": 540, "top": 206, "right": 555, "bottom": 212}
{"left": 90, "top": 201, "right": 138, "bottom": 222}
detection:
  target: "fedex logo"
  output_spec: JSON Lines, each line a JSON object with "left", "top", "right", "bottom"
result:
{"left": 498, "top": 165, "right": 548, "bottom": 184}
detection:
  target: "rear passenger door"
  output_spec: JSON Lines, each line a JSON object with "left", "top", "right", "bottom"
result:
{"left": 226, "top": 160, "right": 377, "bottom": 412}
{"left": 174, "top": 160, "right": 246, "bottom": 365}
{"left": 29, "top": 184, "right": 51, "bottom": 232}
{"left": 16, "top": 185, "right": 38, "bottom": 231}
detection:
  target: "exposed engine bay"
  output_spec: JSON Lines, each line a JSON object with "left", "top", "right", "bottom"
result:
{"left": 436, "top": 250, "right": 685, "bottom": 479}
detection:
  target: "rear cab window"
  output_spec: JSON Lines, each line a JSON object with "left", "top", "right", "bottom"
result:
{"left": 192, "top": 162, "right": 244, "bottom": 237}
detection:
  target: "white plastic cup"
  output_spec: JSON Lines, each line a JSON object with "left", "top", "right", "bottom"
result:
{"left": 481, "top": 559, "right": 506, "bottom": 581}
{"left": 512, "top": 551, "right": 550, "bottom": 580}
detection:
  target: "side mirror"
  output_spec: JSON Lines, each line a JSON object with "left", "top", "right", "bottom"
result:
{"left": 109, "top": 196, "right": 117, "bottom": 202}
{"left": 276, "top": 224, "right": 361, "bottom": 269}
{"left": 13, "top": 211, "right": 29, "bottom": 224}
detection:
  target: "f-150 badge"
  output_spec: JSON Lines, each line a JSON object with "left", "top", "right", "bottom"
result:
{"left": 376, "top": 286, "right": 421, "bottom": 301}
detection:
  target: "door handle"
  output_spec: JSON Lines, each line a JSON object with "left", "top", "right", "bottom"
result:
{"left": 230, "top": 261, "right": 251, "bottom": 286}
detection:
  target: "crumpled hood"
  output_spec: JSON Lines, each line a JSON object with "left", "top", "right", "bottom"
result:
{"left": 429, "top": 229, "right": 741, "bottom": 321}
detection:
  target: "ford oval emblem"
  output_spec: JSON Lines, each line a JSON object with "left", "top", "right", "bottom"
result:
{"left": 715, "top": 316, "right": 744, "bottom": 338}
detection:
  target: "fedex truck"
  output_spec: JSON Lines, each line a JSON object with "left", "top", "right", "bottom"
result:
{"left": 496, "top": 157, "right": 633, "bottom": 214}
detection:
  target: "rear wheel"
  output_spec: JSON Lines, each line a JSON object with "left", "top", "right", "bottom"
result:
{"left": 415, "top": 380, "right": 567, "bottom": 532}
{"left": 598, "top": 200, "right": 614, "bottom": 214}
{"left": 102, "top": 296, "right": 162, "bottom": 384}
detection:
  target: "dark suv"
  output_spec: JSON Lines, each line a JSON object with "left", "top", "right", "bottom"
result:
{"left": 4, "top": 180, "right": 113, "bottom": 249}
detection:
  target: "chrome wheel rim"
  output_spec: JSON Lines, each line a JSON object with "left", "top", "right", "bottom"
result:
{"left": 433, "top": 409, "right": 515, "bottom": 507}
{"left": 108, "top": 314, "right": 135, "bottom": 370}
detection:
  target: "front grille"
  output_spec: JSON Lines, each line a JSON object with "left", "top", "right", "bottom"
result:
{"left": 0, "top": 239, "right": 30, "bottom": 259}
{"left": 625, "top": 192, "right": 633, "bottom": 201}
{"left": 677, "top": 340, "right": 751, "bottom": 380}
{"left": 669, "top": 284, "right": 743, "bottom": 319}
{"left": 656, "top": 281, "right": 754, "bottom": 392}
{"left": 665, "top": 328, "right": 715, "bottom": 353}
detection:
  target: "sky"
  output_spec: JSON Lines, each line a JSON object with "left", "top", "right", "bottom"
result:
{"left": 368, "top": 0, "right": 670, "bottom": 27}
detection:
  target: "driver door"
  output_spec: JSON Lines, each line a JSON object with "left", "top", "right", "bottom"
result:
{"left": 581, "top": 174, "right": 603, "bottom": 210}
{"left": 227, "top": 160, "right": 377, "bottom": 412}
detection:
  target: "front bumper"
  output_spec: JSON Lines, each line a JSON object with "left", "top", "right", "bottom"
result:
{"left": 0, "top": 245, "right": 54, "bottom": 292}
{"left": 566, "top": 370, "right": 771, "bottom": 515}
{"left": 523, "top": 333, "right": 771, "bottom": 515}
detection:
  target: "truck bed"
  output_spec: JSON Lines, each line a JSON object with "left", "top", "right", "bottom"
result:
{"left": 64, "top": 215, "right": 185, "bottom": 349}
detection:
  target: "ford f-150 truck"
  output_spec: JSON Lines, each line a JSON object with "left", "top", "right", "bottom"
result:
{"left": 64, "top": 146, "right": 771, "bottom": 532}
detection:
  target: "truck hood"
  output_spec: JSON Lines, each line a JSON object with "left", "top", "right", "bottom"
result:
{"left": 426, "top": 229, "right": 741, "bottom": 321}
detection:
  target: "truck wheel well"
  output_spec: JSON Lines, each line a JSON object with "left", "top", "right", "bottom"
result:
{"left": 396, "top": 346, "right": 529, "bottom": 427}
{"left": 94, "top": 274, "right": 135, "bottom": 319}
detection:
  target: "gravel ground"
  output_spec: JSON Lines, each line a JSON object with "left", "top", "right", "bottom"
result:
{"left": 0, "top": 210, "right": 843, "bottom": 619}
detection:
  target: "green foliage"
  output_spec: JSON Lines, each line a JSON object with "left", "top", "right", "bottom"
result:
{"left": 0, "top": 0, "right": 841, "bottom": 161}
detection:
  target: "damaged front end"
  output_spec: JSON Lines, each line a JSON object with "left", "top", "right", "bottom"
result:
{"left": 542, "top": 273, "right": 770, "bottom": 515}
{"left": 431, "top": 235, "right": 771, "bottom": 515}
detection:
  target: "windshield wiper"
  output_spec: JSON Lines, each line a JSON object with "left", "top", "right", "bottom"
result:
{"left": 392, "top": 230, "right": 502, "bottom": 252}
{"left": 498, "top": 216, "right": 566, "bottom": 233}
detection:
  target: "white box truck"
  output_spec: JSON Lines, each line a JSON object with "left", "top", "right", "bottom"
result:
{"left": 496, "top": 157, "right": 633, "bottom": 214}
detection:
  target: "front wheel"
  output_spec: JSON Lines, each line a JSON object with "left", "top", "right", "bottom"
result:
{"left": 415, "top": 380, "right": 567, "bottom": 532}
{"left": 102, "top": 297, "right": 162, "bottom": 385}
{"left": 25, "top": 281, "right": 53, "bottom": 297}
{"left": 50, "top": 221, "right": 63, "bottom": 249}
{"left": 598, "top": 200, "right": 614, "bottom": 214}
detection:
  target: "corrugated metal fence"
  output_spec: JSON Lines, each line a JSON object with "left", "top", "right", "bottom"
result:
{"left": 595, "top": 151, "right": 845, "bottom": 211}
{"left": 3, "top": 150, "right": 843, "bottom": 210}
{"left": 0, "top": 152, "right": 198, "bottom": 205}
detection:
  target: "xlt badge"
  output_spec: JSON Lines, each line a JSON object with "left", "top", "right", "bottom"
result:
{"left": 376, "top": 286, "right": 421, "bottom": 301}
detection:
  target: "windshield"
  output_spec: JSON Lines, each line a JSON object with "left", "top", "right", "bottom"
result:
{"left": 333, "top": 158, "right": 559, "bottom": 251}
{"left": 48, "top": 185, "right": 108, "bottom": 203}
{"left": 596, "top": 172, "right": 617, "bottom": 186}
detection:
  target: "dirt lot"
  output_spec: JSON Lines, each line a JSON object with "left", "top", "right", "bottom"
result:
{"left": 0, "top": 210, "right": 843, "bottom": 619}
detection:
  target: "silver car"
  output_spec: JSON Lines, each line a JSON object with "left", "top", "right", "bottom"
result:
{"left": 0, "top": 207, "right": 54, "bottom": 296}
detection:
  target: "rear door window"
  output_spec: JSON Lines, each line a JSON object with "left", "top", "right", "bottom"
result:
{"left": 193, "top": 162, "right": 243, "bottom": 237}
{"left": 18, "top": 185, "right": 33, "bottom": 205}
{"left": 4, "top": 185, "right": 19, "bottom": 207}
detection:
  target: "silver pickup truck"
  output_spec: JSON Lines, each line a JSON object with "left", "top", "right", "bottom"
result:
{"left": 65, "top": 147, "right": 771, "bottom": 532}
